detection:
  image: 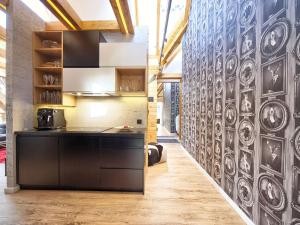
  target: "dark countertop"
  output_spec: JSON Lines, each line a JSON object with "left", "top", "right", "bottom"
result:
{"left": 15, "top": 127, "right": 146, "bottom": 137}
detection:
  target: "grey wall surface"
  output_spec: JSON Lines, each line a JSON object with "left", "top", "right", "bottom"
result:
{"left": 182, "top": 0, "right": 300, "bottom": 224}
{"left": 6, "top": 0, "right": 44, "bottom": 191}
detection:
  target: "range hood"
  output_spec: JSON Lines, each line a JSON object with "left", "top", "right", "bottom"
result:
{"left": 63, "top": 68, "right": 116, "bottom": 96}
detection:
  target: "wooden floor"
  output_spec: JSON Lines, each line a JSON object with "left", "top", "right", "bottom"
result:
{"left": 157, "top": 125, "right": 178, "bottom": 137}
{"left": 0, "top": 144, "right": 245, "bottom": 225}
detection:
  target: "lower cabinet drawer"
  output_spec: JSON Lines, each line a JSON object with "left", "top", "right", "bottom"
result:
{"left": 100, "top": 148, "right": 144, "bottom": 169}
{"left": 100, "top": 169, "right": 144, "bottom": 192}
{"left": 101, "top": 137, "right": 144, "bottom": 148}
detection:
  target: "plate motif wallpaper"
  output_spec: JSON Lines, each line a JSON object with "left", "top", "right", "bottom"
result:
{"left": 182, "top": 0, "right": 300, "bottom": 223}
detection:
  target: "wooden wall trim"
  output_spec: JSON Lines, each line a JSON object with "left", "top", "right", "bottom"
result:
{"left": 156, "top": 0, "right": 161, "bottom": 56}
{"left": 0, "top": 26, "right": 6, "bottom": 40}
{"left": 0, "top": 48, "right": 5, "bottom": 58}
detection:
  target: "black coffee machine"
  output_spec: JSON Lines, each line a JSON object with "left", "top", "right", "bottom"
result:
{"left": 37, "top": 108, "right": 66, "bottom": 130}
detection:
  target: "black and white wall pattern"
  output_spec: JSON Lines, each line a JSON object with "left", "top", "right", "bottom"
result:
{"left": 182, "top": 0, "right": 300, "bottom": 224}
{"left": 162, "top": 82, "right": 180, "bottom": 133}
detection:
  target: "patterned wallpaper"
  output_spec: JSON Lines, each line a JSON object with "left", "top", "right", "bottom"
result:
{"left": 163, "top": 83, "right": 180, "bottom": 133}
{"left": 182, "top": 0, "right": 300, "bottom": 224}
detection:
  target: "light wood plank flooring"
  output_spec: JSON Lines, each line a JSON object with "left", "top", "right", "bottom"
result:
{"left": 0, "top": 144, "right": 245, "bottom": 225}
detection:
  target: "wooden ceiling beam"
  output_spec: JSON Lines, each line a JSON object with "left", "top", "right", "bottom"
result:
{"left": 81, "top": 20, "right": 120, "bottom": 31}
{"left": 157, "top": 83, "right": 163, "bottom": 95}
{"left": 0, "top": 0, "right": 8, "bottom": 12}
{"left": 110, "top": 0, "right": 134, "bottom": 34}
{"left": 134, "top": 0, "right": 139, "bottom": 26}
{"left": 45, "top": 21, "right": 67, "bottom": 31}
{"left": 161, "top": 22, "right": 187, "bottom": 65}
{"left": 0, "top": 26, "right": 5, "bottom": 40}
{"left": 46, "top": 21, "right": 120, "bottom": 32}
{"left": 184, "top": 0, "right": 191, "bottom": 22}
{"left": 40, "top": 0, "right": 81, "bottom": 30}
{"left": 160, "top": 0, "right": 190, "bottom": 68}
{"left": 157, "top": 73, "right": 182, "bottom": 80}
{"left": 163, "top": 43, "right": 181, "bottom": 67}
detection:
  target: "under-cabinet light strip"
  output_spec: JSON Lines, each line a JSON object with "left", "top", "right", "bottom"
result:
{"left": 0, "top": 3, "right": 6, "bottom": 11}
{"left": 46, "top": 0, "right": 76, "bottom": 30}
{"left": 116, "top": 0, "right": 128, "bottom": 34}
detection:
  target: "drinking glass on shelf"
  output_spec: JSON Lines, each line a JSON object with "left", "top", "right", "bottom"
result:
{"left": 124, "top": 79, "right": 130, "bottom": 91}
{"left": 54, "top": 60, "right": 61, "bottom": 67}
{"left": 43, "top": 74, "right": 48, "bottom": 85}
{"left": 55, "top": 77, "right": 59, "bottom": 85}
{"left": 48, "top": 75, "right": 55, "bottom": 85}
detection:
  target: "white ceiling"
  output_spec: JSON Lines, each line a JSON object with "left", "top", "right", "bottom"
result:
{"left": 66, "top": 0, "right": 136, "bottom": 22}
{"left": 21, "top": 0, "right": 58, "bottom": 22}
{"left": 66, "top": 0, "right": 116, "bottom": 21}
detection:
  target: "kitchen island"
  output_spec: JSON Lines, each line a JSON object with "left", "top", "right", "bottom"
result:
{"left": 15, "top": 127, "right": 145, "bottom": 193}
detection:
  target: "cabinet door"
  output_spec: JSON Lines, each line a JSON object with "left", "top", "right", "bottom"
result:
{"left": 59, "top": 135, "right": 100, "bottom": 188}
{"left": 63, "top": 31, "right": 100, "bottom": 68}
{"left": 100, "top": 137, "right": 144, "bottom": 169}
{"left": 99, "top": 43, "right": 147, "bottom": 67}
{"left": 63, "top": 68, "right": 116, "bottom": 93}
{"left": 17, "top": 136, "right": 59, "bottom": 186}
{"left": 100, "top": 168, "right": 144, "bottom": 192}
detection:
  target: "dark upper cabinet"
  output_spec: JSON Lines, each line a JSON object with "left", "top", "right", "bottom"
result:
{"left": 63, "top": 31, "right": 106, "bottom": 68}
{"left": 59, "top": 135, "right": 100, "bottom": 188}
{"left": 17, "top": 136, "right": 59, "bottom": 187}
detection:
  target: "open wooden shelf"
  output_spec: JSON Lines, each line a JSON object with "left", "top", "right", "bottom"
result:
{"left": 33, "top": 31, "right": 75, "bottom": 106}
{"left": 35, "top": 67, "right": 62, "bottom": 73}
{"left": 116, "top": 68, "right": 147, "bottom": 96}
{"left": 34, "top": 85, "right": 62, "bottom": 90}
{"left": 35, "top": 48, "right": 62, "bottom": 57}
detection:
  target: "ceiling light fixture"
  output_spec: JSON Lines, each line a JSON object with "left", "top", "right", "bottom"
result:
{"left": 46, "top": 0, "right": 76, "bottom": 30}
{"left": 116, "top": 0, "right": 128, "bottom": 34}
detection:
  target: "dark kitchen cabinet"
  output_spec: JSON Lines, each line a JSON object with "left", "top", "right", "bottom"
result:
{"left": 16, "top": 131, "right": 145, "bottom": 192}
{"left": 100, "top": 137, "right": 144, "bottom": 169}
{"left": 17, "top": 136, "right": 59, "bottom": 187}
{"left": 59, "top": 135, "right": 100, "bottom": 188}
{"left": 100, "top": 169, "right": 144, "bottom": 192}
{"left": 63, "top": 31, "right": 105, "bottom": 68}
